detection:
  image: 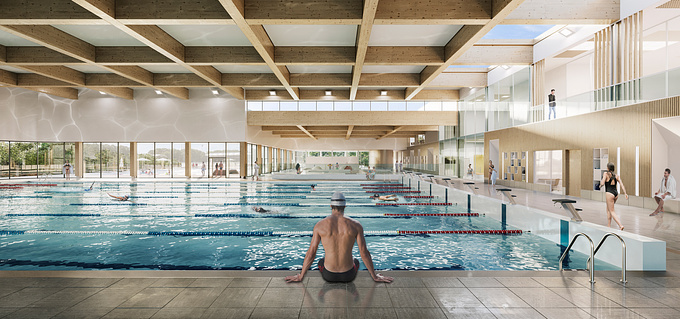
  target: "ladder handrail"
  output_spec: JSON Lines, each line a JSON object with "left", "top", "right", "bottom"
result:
{"left": 587, "top": 232, "right": 627, "bottom": 283}
{"left": 559, "top": 232, "right": 595, "bottom": 283}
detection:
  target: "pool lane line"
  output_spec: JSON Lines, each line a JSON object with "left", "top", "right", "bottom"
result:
{"left": 0, "top": 196, "right": 53, "bottom": 199}
{"left": 0, "top": 229, "right": 521, "bottom": 237}
{"left": 3, "top": 213, "right": 477, "bottom": 219}
{"left": 376, "top": 203, "right": 452, "bottom": 206}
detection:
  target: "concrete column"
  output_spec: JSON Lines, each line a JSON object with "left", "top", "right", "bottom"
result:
{"left": 130, "top": 142, "right": 137, "bottom": 178}
{"left": 74, "top": 142, "right": 83, "bottom": 178}
{"left": 240, "top": 142, "right": 247, "bottom": 179}
{"left": 184, "top": 142, "right": 191, "bottom": 178}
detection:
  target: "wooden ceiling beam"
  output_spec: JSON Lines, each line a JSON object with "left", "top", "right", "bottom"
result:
{"left": 364, "top": 46, "right": 445, "bottom": 65}
{"left": 16, "top": 65, "right": 85, "bottom": 86}
{"left": 455, "top": 45, "right": 533, "bottom": 65}
{"left": 17, "top": 73, "right": 73, "bottom": 87}
{"left": 275, "top": 47, "right": 354, "bottom": 65}
{"left": 377, "top": 126, "right": 404, "bottom": 140}
{"left": 25, "top": 87, "right": 79, "bottom": 99}
{"left": 405, "top": 0, "right": 525, "bottom": 100}
{"left": 89, "top": 87, "right": 134, "bottom": 100}
{"left": 0, "top": 69, "right": 18, "bottom": 86}
{"left": 374, "top": 0, "right": 491, "bottom": 24}
{"left": 346, "top": 125, "right": 354, "bottom": 140}
{"left": 296, "top": 125, "right": 317, "bottom": 140}
{"left": 290, "top": 74, "right": 352, "bottom": 87}
{"left": 350, "top": 0, "right": 379, "bottom": 100}
{"left": 219, "top": 0, "right": 299, "bottom": 100}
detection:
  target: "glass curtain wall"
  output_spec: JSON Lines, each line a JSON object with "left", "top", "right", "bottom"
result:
{"left": 534, "top": 150, "right": 563, "bottom": 194}
{"left": 191, "top": 143, "right": 208, "bottom": 178}
{"left": 37, "top": 143, "right": 63, "bottom": 177}
{"left": 155, "top": 143, "right": 171, "bottom": 178}
{"left": 101, "top": 143, "right": 118, "bottom": 177}
{"left": 118, "top": 143, "right": 130, "bottom": 178}
{"left": 137, "top": 143, "right": 155, "bottom": 178}
{"left": 209, "top": 142, "right": 226, "bottom": 178}
{"left": 263, "top": 146, "right": 270, "bottom": 174}
{"left": 227, "top": 143, "right": 240, "bottom": 177}
{"left": 172, "top": 143, "right": 185, "bottom": 178}
{"left": 0, "top": 142, "right": 9, "bottom": 178}
{"left": 83, "top": 143, "right": 100, "bottom": 178}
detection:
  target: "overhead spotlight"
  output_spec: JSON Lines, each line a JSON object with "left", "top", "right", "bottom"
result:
{"left": 99, "top": 91, "right": 106, "bottom": 95}
{"left": 325, "top": 90, "right": 332, "bottom": 96}
{"left": 155, "top": 89, "right": 163, "bottom": 95}
{"left": 211, "top": 89, "right": 219, "bottom": 95}
{"left": 269, "top": 90, "right": 276, "bottom": 96}
{"left": 559, "top": 28, "right": 574, "bottom": 37}
{"left": 380, "top": 90, "right": 387, "bottom": 96}
{"left": 501, "top": 65, "right": 510, "bottom": 70}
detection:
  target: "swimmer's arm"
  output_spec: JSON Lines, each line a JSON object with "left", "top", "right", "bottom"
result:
{"left": 357, "top": 225, "right": 393, "bottom": 283}
{"left": 285, "top": 227, "right": 320, "bottom": 283}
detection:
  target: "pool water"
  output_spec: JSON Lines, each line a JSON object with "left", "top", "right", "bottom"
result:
{"left": 0, "top": 181, "right": 617, "bottom": 271}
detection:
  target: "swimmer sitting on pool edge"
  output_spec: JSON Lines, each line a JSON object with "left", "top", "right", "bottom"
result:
{"left": 371, "top": 194, "right": 398, "bottom": 202}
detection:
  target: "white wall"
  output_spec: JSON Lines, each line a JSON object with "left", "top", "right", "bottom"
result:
{"left": 534, "top": 25, "right": 608, "bottom": 63}
{"left": 623, "top": 0, "right": 662, "bottom": 19}
{"left": 544, "top": 64, "right": 567, "bottom": 98}
{"left": 565, "top": 53, "right": 595, "bottom": 97}
{"left": 0, "top": 87, "right": 246, "bottom": 142}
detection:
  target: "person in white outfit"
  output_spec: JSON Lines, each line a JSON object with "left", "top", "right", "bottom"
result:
{"left": 253, "top": 161, "right": 260, "bottom": 181}
{"left": 651, "top": 168, "right": 676, "bottom": 216}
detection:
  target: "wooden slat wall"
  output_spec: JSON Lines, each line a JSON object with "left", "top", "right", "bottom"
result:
{"left": 484, "top": 96, "right": 680, "bottom": 198}
{"left": 531, "top": 59, "right": 545, "bottom": 107}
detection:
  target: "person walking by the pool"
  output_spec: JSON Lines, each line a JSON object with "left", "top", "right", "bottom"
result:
{"left": 467, "top": 164, "right": 474, "bottom": 179}
{"left": 253, "top": 160, "right": 260, "bottom": 181}
{"left": 600, "top": 163, "right": 627, "bottom": 230}
{"left": 295, "top": 163, "right": 301, "bottom": 174}
{"left": 370, "top": 194, "right": 398, "bottom": 202}
{"left": 107, "top": 193, "right": 130, "bottom": 201}
{"left": 488, "top": 160, "right": 495, "bottom": 184}
{"left": 548, "top": 89, "right": 557, "bottom": 119}
{"left": 219, "top": 161, "right": 224, "bottom": 175}
{"left": 63, "top": 161, "right": 72, "bottom": 180}
{"left": 398, "top": 160, "right": 403, "bottom": 173}
{"left": 201, "top": 162, "right": 206, "bottom": 177}
{"left": 285, "top": 192, "right": 393, "bottom": 284}
{"left": 651, "top": 168, "right": 676, "bottom": 216}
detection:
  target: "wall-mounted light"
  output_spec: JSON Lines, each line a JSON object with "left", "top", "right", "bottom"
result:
{"left": 559, "top": 28, "right": 574, "bottom": 37}
{"left": 380, "top": 90, "right": 387, "bottom": 96}
{"left": 211, "top": 89, "right": 219, "bottom": 95}
{"left": 269, "top": 90, "right": 276, "bottom": 96}
{"left": 325, "top": 90, "right": 332, "bottom": 96}
{"left": 99, "top": 91, "right": 106, "bottom": 95}
{"left": 501, "top": 65, "right": 510, "bottom": 70}
{"left": 155, "top": 89, "right": 163, "bottom": 95}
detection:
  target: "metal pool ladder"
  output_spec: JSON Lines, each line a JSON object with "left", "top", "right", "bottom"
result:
{"left": 587, "top": 232, "right": 627, "bottom": 284}
{"left": 559, "top": 233, "right": 595, "bottom": 283}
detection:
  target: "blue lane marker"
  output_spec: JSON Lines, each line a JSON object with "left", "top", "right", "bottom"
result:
{"left": 0, "top": 230, "right": 26, "bottom": 235}
{"left": 7, "top": 213, "right": 102, "bottom": 217}
{"left": 0, "top": 196, "right": 53, "bottom": 199}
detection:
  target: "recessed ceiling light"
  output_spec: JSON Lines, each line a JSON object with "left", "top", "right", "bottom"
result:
{"left": 380, "top": 90, "right": 387, "bottom": 96}
{"left": 501, "top": 65, "right": 510, "bottom": 70}
{"left": 211, "top": 89, "right": 219, "bottom": 95}
{"left": 269, "top": 90, "right": 276, "bottom": 96}
{"left": 99, "top": 91, "right": 106, "bottom": 95}
{"left": 155, "top": 90, "right": 162, "bottom": 95}
{"left": 325, "top": 90, "right": 332, "bottom": 96}
{"left": 559, "top": 28, "right": 574, "bottom": 37}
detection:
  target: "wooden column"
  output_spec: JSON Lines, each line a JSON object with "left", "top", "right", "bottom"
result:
{"left": 184, "top": 142, "right": 191, "bottom": 178}
{"left": 267, "top": 146, "right": 273, "bottom": 173}
{"left": 74, "top": 142, "right": 83, "bottom": 178}
{"left": 240, "top": 142, "right": 247, "bottom": 179}
{"left": 130, "top": 142, "right": 137, "bottom": 178}
{"left": 256, "top": 145, "right": 263, "bottom": 172}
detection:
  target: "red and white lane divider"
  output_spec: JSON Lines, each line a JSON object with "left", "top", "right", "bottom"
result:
{"left": 376, "top": 202, "right": 452, "bottom": 206}
{"left": 384, "top": 213, "right": 479, "bottom": 217}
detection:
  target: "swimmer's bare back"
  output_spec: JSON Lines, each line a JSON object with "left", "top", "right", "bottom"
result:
{"left": 315, "top": 215, "right": 361, "bottom": 273}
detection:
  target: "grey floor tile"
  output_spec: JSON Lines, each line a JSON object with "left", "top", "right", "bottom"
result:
{"left": 151, "top": 307, "right": 207, "bottom": 319}
{"left": 468, "top": 288, "right": 529, "bottom": 308}
{"left": 249, "top": 307, "right": 299, "bottom": 319}
{"left": 119, "top": 287, "right": 184, "bottom": 308}
{"left": 102, "top": 308, "right": 159, "bottom": 319}
{"left": 211, "top": 288, "right": 265, "bottom": 308}
{"left": 428, "top": 288, "right": 484, "bottom": 308}
{"left": 532, "top": 277, "right": 586, "bottom": 288}
{"left": 387, "top": 288, "right": 438, "bottom": 308}
{"left": 347, "top": 307, "right": 397, "bottom": 319}
{"left": 200, "top": 307, "right": 253, "bottom": 319}
{"left": 509, "top": 287, "right": 575, "bottom": 308}
{"left": 441, "top": 307, "right": 495, "bottom": 319}
{"left": 268, "top": 277, "right": 304, "bottom": 288}
{"left": 4, "top": 307, "right": 67, "bottom": 319}
{"left": 496, "top": 277, "right": 543, "bottom": 288}
{"left": 165, "top": 287, "right": 225, "bottom": 308}
{"left": 52, "top": 307, "right": 115, "bottom": 319}
{"left": 535, "top": 307, "right": 594, "bottom": 319}
{"left": 459, "top": 277, "right": 503, "bottom": 288}
{"left": 109, "top": 278, "right": 157, "bottom": 289}
{"left": 594, "top": 287, "right": 669, "bottom": 308}
{"left": 226, "top": 277, "right": 271, "bottom": 288}
{"left": 28, "top": 287, "right": 103, "bottom": 308}
{"left": 151, "top": 278, "right": 196, "bottom": 288}
{"left": 605, "top": 277, "right": 663, "bottom": 288}
{"left": 72, "top": 288, "right": 141, "bottom": 308}
{"left": 301, "top": 287, "right": 350, "bottom": 308}
{"left": 487, "top": 307, "right": 545, "bottom": 319}
{"left": 347, "top": 288, "right": 393, "bottom": 308}
{"left": 189, "top": 278, "right": 233, "bottom": 288}
{"left": 644, "top": 277, "right": 680, "bottom": 288}
{"left": 0, "top": 287, "right": 23, "bottom": 298}
{"left": 569, "top": 276, "right": 619, "bottom": 288}
{"left": 580, "top": 307, "right": 644, "bottom": 318}
{"left": 548, "top": 287, "right": 621, "bottom": 308}
{"left": 256, "top": 287, "right": 305, "bottom": 308}
{"left": 629, "top": 287, "right": 680, "bottom": 307}
{"left": 30, "top": 277, "right": 84, "bottom": 288}
{"left": 421, "top": 277, "right": 464, "bottom": 288}
{"left": 74, "top": 278, "right": 121, "bottom": 288}
{"left": 351, "top": 276, "right": 388, "bottom": 288}
{"left": 0, "top": 278, "right": 37, "bottom": 288}
{"left": 395, "top": 307, "right": 447, "bottom": 319}
{"left": 384, "top": 277, "right": 425, "bottom": 288}
{"left": 299, "top": 307, "right": 347, "bottom": 319}
{"left": 304, "top": 278, "right": 347, "bottom": 288}
{"left": 0, "top": 287, "right": 64, "bottom": 307}
{"left": 0, "top": 308, "right": 18, "bottom": 318}
{"left": 628, "top": 307, "right": 680, "bottom": 319}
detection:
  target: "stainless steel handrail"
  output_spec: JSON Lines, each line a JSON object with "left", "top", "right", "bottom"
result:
{"left": 587, "top": 233, "right": 627, "bottom": 284}
{"left": 559, "top": 232, "right": 595, "bottom": 283}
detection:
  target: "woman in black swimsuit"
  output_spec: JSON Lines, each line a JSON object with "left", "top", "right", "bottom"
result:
{"left": 600, "top": 163, "right": 627, "bottom": 230}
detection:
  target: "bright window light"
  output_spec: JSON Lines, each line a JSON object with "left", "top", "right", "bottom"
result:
{"left": 155, "top": 90, "right": 162, "bottom": 95}
{"left": 99, "top": 91, "right": 106, "bottom": 95}
{"left": 501, "top": 65, "right": 510, "bottom": 70}
{"left": 211, "top": 89, "right": 219, "bottom": 95}
{"left": 559, "top": 28, "right": 574, "bottom": 37}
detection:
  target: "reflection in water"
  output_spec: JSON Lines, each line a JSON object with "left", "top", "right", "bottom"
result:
{"left": 301, "top": 281, "right": 378, "bottom": 315}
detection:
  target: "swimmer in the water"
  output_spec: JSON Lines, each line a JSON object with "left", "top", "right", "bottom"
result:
{"left": 311, "top": 184, "right": 316, "bottom": 191}
{"left": 108, "top": 193, "right": 130, "bottom": 201}
{"left": 251, "top": 206, "right": 280, "bottom": 214}
{"left": 85, "top": 182, "right": 95, "bottom": 191}
{"left": 370, "top": 194, "right": 398, "bottom": 202}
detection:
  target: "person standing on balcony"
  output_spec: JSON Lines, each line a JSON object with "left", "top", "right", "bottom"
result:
{"left": 548, "top": 89, "right": 557, "bottom": 120}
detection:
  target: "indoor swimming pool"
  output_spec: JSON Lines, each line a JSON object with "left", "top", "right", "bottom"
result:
{"left": 0, "top": 181, "right": 617, "bottom": 271}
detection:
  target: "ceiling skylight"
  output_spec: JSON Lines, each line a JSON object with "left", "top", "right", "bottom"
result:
{"left": 483, "top": 25, "right": 555, "bottom": 40}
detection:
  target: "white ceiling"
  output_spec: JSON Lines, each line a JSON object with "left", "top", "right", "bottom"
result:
{"left": 264, "top": 25, "right": 358, "bottom": 46}
{"left": 68, "top": 65, "right": 112, "bottom": 73}
{"left": 0, "top": 29, "right": 41, "bottom": 46}
{"left": 140, "top": 65, "right": 193, "bottom": 73}
{"left": 0, "top": 65, "right": 31, "bottom": 73}
{"left": 362, "top": 65, "right": 425, "bottom": 73}
{"left": 369, "top": 25, "right": 463, "bottom": 46}
{"left": 158, "top": 25, "right": 252, "bottom": 46}
{"left": 213, "top": 65, "right": 274, "bottom": 73}
{"left": 286, "top": 65, "right": 352, "bottom": 73}
{"left": 52, "top": 25, "right": 145, "bottom": 46}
